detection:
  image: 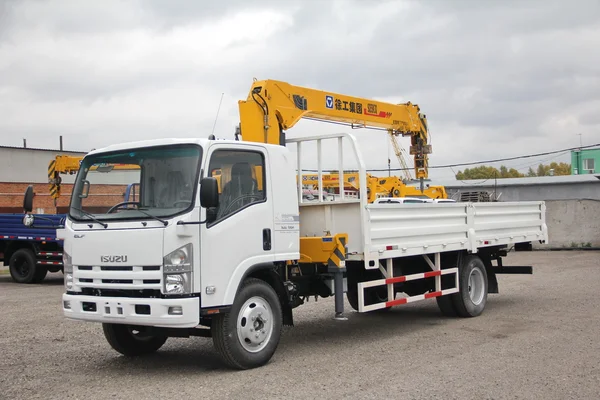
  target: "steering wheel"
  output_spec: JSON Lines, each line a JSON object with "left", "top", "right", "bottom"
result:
{"left": 107, "top": 201, "right": 141, "bottom": 213}
{"left": 219, "top": 194, "right": 263, "bottom": 216}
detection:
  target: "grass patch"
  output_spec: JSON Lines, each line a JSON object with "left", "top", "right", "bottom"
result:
{"left": 0, "top": 269, "right": 9, "bottom": 275}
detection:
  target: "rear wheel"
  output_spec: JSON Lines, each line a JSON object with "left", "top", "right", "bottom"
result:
{"left": 9, "top": 248, "right": 38, "bottom": 283}
{"left": 451, "top": 255, "right": 488, "bottom": 317}
{"left": 212, "top": 278, "right": 282, "bottom": 369}
{"left": 102, "top": 324, "right": 168, "bottom": 356}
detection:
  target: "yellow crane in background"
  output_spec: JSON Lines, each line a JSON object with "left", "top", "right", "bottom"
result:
{"left": 47, "top": 155, "right": 141, "bottom": 205}
{"left": 48, "top": 155, "right": 83, "bottom": 204}
{"left": 236, "top": 79, "right": 446, "bottom": 200}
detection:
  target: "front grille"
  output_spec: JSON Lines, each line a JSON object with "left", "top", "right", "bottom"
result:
{"left": 80, "top": 288, "right": 162, "bottom": 298}
{"left": 101, "top": 266, "right": 133, "bottom": 271}
{"left": 74, "top": 265, "right": 162, "bottom": 292}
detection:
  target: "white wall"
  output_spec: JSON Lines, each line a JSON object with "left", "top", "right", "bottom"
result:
{"left": 0, "top": 147, "right": 87, "bottom": 184}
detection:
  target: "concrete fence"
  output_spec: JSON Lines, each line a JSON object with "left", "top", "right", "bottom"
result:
{"left": 535, "top": 199, "right": 600, "bottom": 249}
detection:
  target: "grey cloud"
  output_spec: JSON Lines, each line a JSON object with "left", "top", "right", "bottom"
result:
{"left": 0, "top": 0, "right": 598, "bottom": 179}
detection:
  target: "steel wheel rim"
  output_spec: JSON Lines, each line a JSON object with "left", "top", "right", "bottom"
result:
{"left": 468, "top": 268, "right": 485, "bottom": 305}
{"left": 15, "top": 256, "right": 29, "bottom": 277}
{"left": 236, "top": 296, "right": 273, "bottom": 353}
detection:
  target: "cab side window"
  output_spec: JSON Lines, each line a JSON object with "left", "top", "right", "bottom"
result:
{"left": 208, "top": 149, "right": 265, "bottom": 224}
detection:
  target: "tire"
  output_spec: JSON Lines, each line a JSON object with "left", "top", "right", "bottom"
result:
{"left": 102, "top": 323, "right": 168, "bottom": 356}
{"left": 451, "top": 255, "right": 488, "bottom": 317}
{"left": 32, "top": 265, "right": 48, "bottom": 283}
{"left": 436, "top": 295, "right": 458, "bottom": 317}
{"left": 346, "top": 286, "right": 390, "bottom": 312}
{"left": 212, "top": 278, "right": 282, "bottom": 369}
{"left": 9, "top": 248, "right": 38, "bottom": 284}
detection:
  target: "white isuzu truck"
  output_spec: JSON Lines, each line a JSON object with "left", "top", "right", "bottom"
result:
{"left": 22, "top": 131, "right": 548, "bottom": 370}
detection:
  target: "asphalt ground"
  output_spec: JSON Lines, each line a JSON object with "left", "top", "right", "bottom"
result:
{"left": 1, "top": 250, "right": 599, "bottom": 400}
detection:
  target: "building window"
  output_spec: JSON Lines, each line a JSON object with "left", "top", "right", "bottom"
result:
{"left": 583, "top": 158, "right": 595, "bottom": 172}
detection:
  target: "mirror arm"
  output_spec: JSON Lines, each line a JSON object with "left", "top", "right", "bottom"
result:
{"left": 29, "top": 223, "right": 65, "bottom": 229}
{"left": 28, "top": 215, "right": 65, "bottom": 229}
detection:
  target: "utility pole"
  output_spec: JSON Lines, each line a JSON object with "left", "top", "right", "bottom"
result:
{"left": 575, "top": 133, "right": 583, "bottom": 174}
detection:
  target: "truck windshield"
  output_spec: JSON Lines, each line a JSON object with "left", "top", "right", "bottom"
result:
{"left": 69, "top": 144, "right": 202, "bottom": 222}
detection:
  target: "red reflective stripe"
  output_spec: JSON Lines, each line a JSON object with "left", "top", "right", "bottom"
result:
{"left": 425, "top": 291, "right": 442, "bottom": 299}
{"left": 386, "top": 276, "right": 406, "bottom": 284}
{"left": 424, "top": 271, "right": 441, "bottom": 278}
{"left": 386, "top": 298, "right": 408, "bottom": 307}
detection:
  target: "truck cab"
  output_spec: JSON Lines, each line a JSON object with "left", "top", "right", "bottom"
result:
{"left": 21, "top": 138, "right": 301, "bottom": 367}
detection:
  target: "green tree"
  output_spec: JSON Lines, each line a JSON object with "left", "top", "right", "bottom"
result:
{"left": 455, "top": 162, "right": 571, "bottom": 180}
{"left": 535, "top": 162, "right": 571, "bottom": 176}
{"left": 455, "top": 165, "right": 524, "bottom": 180}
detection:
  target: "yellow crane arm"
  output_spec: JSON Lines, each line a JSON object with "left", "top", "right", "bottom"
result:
{"left": 237, "top": 79, "right": 432, "bottom": 180}
{"left": 47, "top": 155, "right": 140, "bottom": 203}
{"left": 48, "top": 155, "right": 83, "bottom": 201}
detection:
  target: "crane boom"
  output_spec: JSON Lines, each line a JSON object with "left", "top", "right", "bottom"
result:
{"left": 237, "top": 79, "right": 432, "bottom": 180}
{"left": 47, "top": 155, "right": 140, "bottom": 205}
{"left": 48, "top": 155, "right": 83, "bottom": 203}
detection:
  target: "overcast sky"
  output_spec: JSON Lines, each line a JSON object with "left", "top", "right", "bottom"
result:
{"left": 1, "top": 0, "right": 599, "bottom": 180}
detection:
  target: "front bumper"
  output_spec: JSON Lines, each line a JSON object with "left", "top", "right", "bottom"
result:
{"left": 62, "top": 293, "right": 200, "bottom": 328}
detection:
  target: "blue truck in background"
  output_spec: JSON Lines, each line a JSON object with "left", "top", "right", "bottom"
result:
{"left": 0, "top": 213, "right": 65, "bottom": 283}
{"left": 1, "top": 182, "right": 140, "bottom": 283}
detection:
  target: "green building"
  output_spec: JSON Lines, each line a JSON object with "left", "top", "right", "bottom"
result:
{"left": 571, "top": 148, "right": 600, "bottom": 174}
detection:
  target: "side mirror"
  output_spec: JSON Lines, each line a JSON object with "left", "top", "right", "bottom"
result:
{"left": 200, "top": 177, "right": 219, "bottom": 208}
{"left": 23, "top": 214, "right": 35, "bottom": 227}
{"left": 23, "top": 185, "right": 34, "bottom": 213}
{"left": 78, "top": 180, "right": 90, "bottom": 198}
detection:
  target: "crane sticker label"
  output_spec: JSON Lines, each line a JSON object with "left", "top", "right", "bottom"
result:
{"left": 325, "top": 95, "right": 391, "bottom": 118}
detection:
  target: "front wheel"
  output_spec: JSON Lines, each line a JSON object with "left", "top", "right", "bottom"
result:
{"left": 451, "top": 255, "right": 488, "bottom": 317}
{"left": 212, "top": 278, "right": 282, "bottom": 369}
{"left": 102, "top": 323, "right": 168, "bottom": 356}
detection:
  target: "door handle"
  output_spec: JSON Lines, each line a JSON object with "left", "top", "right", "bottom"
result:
{"left": 262, "top": 228, "right": 271, "bottom": 251}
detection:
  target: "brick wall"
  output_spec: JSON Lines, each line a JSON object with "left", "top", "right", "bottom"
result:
{"left": 0, "top": 182, "right": 130, "bottom": 214}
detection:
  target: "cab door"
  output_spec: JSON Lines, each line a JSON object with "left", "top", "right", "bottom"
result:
{"left": 199, "top": 144, "right": 274, "bottom": 308}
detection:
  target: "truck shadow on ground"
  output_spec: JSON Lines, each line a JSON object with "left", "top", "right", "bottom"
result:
{"left": 89, "top": 296, "right": 518, "bottom": 374}
{"left": 0, "top": 272, "right": 64, "bottom": 285}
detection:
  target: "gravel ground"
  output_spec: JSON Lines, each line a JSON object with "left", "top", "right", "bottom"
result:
{"left": 1, "top": 251, "right": 599, "bottom": 400}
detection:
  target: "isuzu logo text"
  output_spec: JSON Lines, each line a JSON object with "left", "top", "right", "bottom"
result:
{"left": 101, "top": 255, "right": 128, "bottom": 263}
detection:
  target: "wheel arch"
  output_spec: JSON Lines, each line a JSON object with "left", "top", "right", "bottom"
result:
{"left": 471, "top": 250, "right": 499, "bottom": 294}
{"left": 3, "top": 241, "right": 36, "bottom": 266}
{"left": 232, "top": 262, "right": 293, "bottom": 326}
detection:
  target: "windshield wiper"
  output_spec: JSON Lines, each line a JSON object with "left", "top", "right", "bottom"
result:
{"left": 136, "top": 208, "right": 168, "bottom": 226}
{"left": 70, "top": 207, "right": 108, "bottom": 228}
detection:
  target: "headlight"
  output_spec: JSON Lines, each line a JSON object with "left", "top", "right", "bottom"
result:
{"left": 163, "top": 244, "right": 193, "bottom": 295}
{"left": 63, "top": 252, "right": 73, "bottom": 290}
{"left": 165, "top": 274, "right": 189, "bottom": 294}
